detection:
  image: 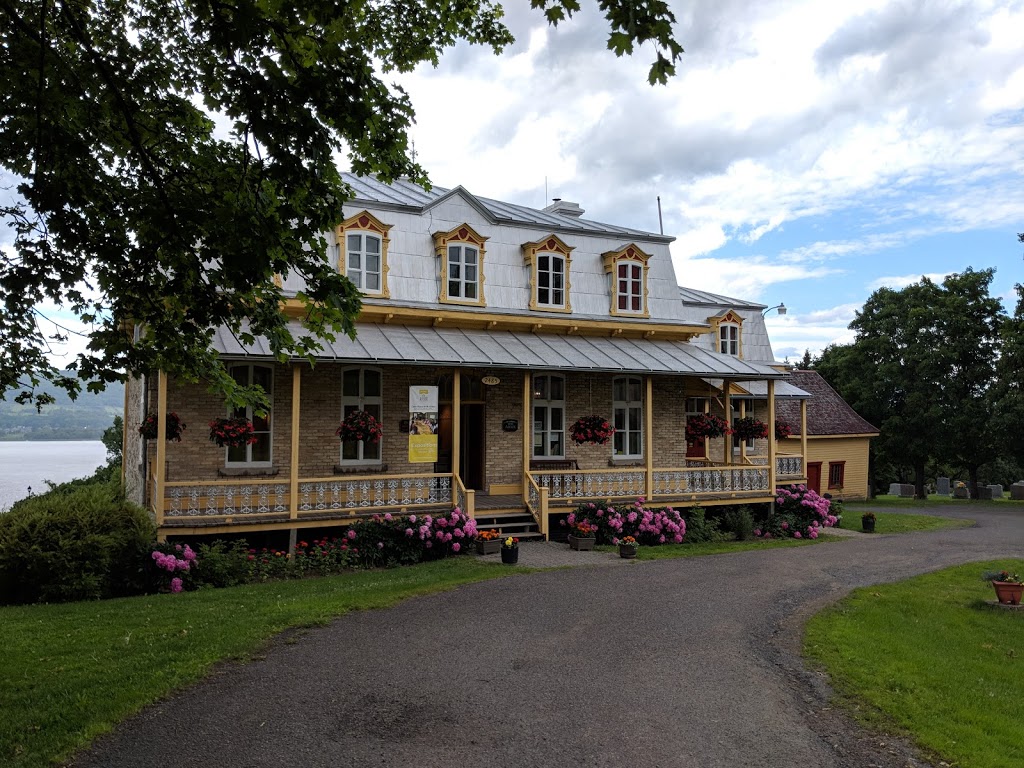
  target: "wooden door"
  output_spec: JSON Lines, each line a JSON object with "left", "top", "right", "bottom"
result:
{"left": 807, "top": 462, "right": 822, "bottom": 494}
{"left": 460, "top": 404, "right": 486, "bottom": 490}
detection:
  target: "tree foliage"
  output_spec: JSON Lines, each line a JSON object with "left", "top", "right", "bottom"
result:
{"left": 0, "top": 0, "right": 683, "bottom": 410}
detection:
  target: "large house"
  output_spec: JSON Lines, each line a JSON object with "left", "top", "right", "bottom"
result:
{"left": 123, "top": 175, "right": 814, "bottom": 543}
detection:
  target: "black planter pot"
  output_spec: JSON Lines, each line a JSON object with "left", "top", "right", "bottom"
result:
{"left": 501, "top": 547, "right": 519, "bottom": 565}
{"left": 862, "top": 518, "right": 876, "bottom": 533}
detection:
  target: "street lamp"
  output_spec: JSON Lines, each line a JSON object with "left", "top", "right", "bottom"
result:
{"left": 762, "top": 303, "right": 787, "bottom": 317}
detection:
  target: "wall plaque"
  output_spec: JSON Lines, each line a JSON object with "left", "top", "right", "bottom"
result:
{"left": 502, "top": 419, "right": 518, "bottom": 432}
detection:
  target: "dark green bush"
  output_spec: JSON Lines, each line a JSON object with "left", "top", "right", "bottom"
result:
{"left": 181, "top": 540, "right": 252, "bottom": 589}
{"left": 0, "top": 478, "right": 155, "bottom": 604}
{"left": 682, "top": 507, "right": 727, "bottom": 543}
{"left": 720, "top": 507, "right": 755, "bottom": 541}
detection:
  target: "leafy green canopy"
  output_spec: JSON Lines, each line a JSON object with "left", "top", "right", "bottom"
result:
{"left": 0, "top": 0, "right": 683, "bottom": 410}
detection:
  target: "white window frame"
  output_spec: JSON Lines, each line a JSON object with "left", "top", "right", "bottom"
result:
{"left": 720, "top": 323, "right": 740, "bottom": 356}
{"left": 447, "top": 244, "right": 480, "bottom": 302}
{"left": 535, "top": 252, "right": 566, "bottom": 309}
{"left": 225, "top": 363, "right": 274, "bottom": 468}
{"left": 532, "top": 374, "right": 565, "bottom": 459}
{"left": 340, "top": 367, "right": 383, "bottom": 466}
{"left": 615, "top": 260, "right": 645, "bottom": 315}
{"left": 613, "top": 376, "right": 644, "bottom": 459}
{"left": 345, "top": 231, "right": 383, "bottom": 294}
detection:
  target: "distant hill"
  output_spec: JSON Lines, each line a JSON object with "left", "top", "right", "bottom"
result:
{"left": 0, "top": 375, "right": 125, "bottom": 441}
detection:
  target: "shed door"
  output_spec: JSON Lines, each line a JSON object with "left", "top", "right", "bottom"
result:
{"left": 807, "top": 462, "right": 822, "bottom": 494}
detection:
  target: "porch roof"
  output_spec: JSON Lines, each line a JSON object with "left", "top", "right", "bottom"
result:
{"left": 214, "top": 323, "right": 789, "bottom": 380}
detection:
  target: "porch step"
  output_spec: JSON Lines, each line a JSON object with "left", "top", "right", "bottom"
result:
{"left": 473, "top": 510, "right": 545, "bottom": 541}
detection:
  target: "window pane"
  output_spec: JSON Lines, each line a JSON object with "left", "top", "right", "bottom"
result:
{"left": 465, "top": 264, "right": 476, "bottom": 282}
{"left": 614, "top": 432, "right": 625, "bottom": 454}
{"left": 364, "top": 371, "right": 381, "bottom": 397}
{"left": 227, "top": 444, "right": 246, "bottom": 463}
{"left": 364, "top": 440, "right": 380, "bottom": 460}
{"left": 552, "top": 257, "right": 563, "bottom": 275}
{"left": 618, "top": 264, "right": 628, "bottom": 278}
{"left": 534, "top": 377, "right": 547, "bottom": 400}
{"left": 629, "top": 432, "right": 641, "bottom": 455}
{"left": 366, "top": 273, "right": 379, "bottom": 290}
{"left": 365, "top": 403, "right": 381, "bottom": 420}
{"left": 448, "top": 246, "right": 460, "bottom": 263}
{"left": 538, "top": 286, "right": 549, "bottom": 304}
{"left": 550, "top": 376, "right": 564, "bottom": 400}
{"left": 539, "top": 254, "right": 549, "bottom": 271}
{"left": 449, "top": 279, "right": 460, "bottom": 297}
{"left": 342, "top": 439, "right": 358, "bottom": 460}
{"left": 631, "top": 295, "right": 641, "bottom": 311}
{"left": 347, "top": 269, "right": 362, "bottom": 286}
{"left": 628, "top": 379, "right": 641, "bottom": 401}
{"left": 552, "top": 288, "right": 562, "bottom": 305}
{"left": 230, "top": 366, "right": 249, "bottom": 386}
{"left": 614, "top": 408, "right": 625, "bottom": 430}
{"left": 343, "top": 370, "right": 360, "bottom": 398}
{"left": 628, "top": 407, "right": 641, "bottom": 431}
{"left": 550, "top": 408, "right": 563, "bottom": 430}
{"left": 464, "top": 283, "right": 476, "bottom": 299}
{"left": 252, "top": 435, "right": 271, "bottom": 463}
{"left": 632, "top": 265, "right": 641, "bottom": 280}
{"left": 253, "top": 412, "right": 270, "bottom": 432}
{"left": 366, "top": 252, "right": 379, "bottom": 273}
{"left": 549, "top": 434, "right": 563, "bottom": 456}
{"left": 464, "top": 248, "right": 477, "bottom": 265}
{"left": 365, "top": 236, "right": 380, "bottom": 254}
{"left": 348, "top": 252, "right": 361, "bottom": 270}
{"left": 347, "top": 234, "right": 361, "bottom": 251}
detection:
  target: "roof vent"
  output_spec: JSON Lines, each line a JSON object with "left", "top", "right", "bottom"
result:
{"left": 543, "top": 199, "right": 585, "bottom": 218}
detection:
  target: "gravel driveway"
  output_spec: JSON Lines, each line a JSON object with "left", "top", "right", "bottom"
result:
{"left": 76, "top": 503, "right": 1024, "bottom": 768}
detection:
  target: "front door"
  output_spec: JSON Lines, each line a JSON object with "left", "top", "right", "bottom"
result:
{"left": 686, "top": 437, "right": 707, "bottom": 461}
{"left": 807, "top": 462, "right": 822, "bottom": 494}
{"left": 460, "top": 404, "right": 486, "bottom": 490}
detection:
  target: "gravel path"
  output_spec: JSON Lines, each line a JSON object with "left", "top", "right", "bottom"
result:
{"left": 76, "top": 503, "right": 1024, "bottom": 768}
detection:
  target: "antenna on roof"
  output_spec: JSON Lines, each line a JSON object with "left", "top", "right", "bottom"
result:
{"left": 410, "top": 140, "right": 417, "bottom": 164}
{"left": 657, "top": 196, "right": 664, "bottom": 235}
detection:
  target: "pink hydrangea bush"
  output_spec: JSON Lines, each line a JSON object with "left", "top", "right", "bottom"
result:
{"left": 565, "top": 498, "right": 686, "bottom": 546}
{"left": 754, "top": 484, "right": 837, "bottom": 540}
{"left": 150, "top": 543, "right": 197, "bottom": 592}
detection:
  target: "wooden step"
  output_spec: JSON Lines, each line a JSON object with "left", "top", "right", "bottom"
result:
{"left": 473, "top": 509, "right": 543, "bottom": 540}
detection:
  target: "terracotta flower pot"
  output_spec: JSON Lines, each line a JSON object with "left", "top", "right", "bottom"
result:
{"left": 992, "top": 580, "right": 1023, "bottom": 605}
{"left": 568, "top": 535, "right": 596, "bottom": 551}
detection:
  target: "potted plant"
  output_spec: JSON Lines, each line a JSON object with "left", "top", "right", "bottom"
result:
{"left": 775, "top": 420, "right": 793, "bottom": 440}
{"left": 139, "top": 412, "right": 186, "bottom": 441}
{"left": 208, "top": 417, "right": 257, "bottom": 448}
{"left": 568, "top": 520, "right": 598, "bottom": 551}
{"left": 475, "top": 529, "right": 502, "bottom": 555}
{"left": 732, "top": 417, "right": 769, "bottom": 441}
{"left": 617, "top": 535, "right": 639, "bottom": 559}
{"left": 336, "top": 410, "right": 383, "bottom": 444}
{"left": 984, "top": 570, "right": 1023, "bottom": 605}
{"left": 500, "top": 536, "right": 519, "bottom": 565}
{"left": 569, "top": 415, "right": 615, "bottom": 446}
{"left": 861, "top": 511, "right": 876, "bottom": 533}
{"left": 685, "top": 413, "right": 731, "bottom": 441}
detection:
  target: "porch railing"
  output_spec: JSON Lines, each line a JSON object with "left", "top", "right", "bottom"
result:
{"left": 159, "top": 472, "right": 455, "bottom": 520}
{"left": 524, "top": 473, "right": 549, "bottom": 537}
{"left": 742, "top": 454, "right": 805, "bottom": 480}
{"left": 531, "top": 468, "right": 646, "bottom": 503}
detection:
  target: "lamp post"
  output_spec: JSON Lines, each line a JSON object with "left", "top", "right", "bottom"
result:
{"left": 762, "top": 303, "right": 787, "bottom": 317}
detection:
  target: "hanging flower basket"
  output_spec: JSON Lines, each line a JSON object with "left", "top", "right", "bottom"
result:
{"left": 336, "top": 410, "right": 383, "bottom": 444}
{"left": 732, "top": 417, "right": 769, "bottom": 441}
{"left": 775, "top": 420, "right": 793, "bottom": 440}
{"left": 139, "top": 412, "right": 186, "bottom": 442}
{"left": 208, "top": 417, "right": 257, "bottom": 448}
{"left": 685, "top": 413, "right": 731, "bottom": 441}
{"left": 569, "top": 415, "right": 615, "bottom": 445}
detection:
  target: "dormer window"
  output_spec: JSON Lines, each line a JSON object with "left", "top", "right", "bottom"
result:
{"left": 709, "top": 310, "right": 744, "bottom": 358}
{"left": 602, "top": 244, "right": 651, "bottom": 318}
{"left": 433, "top": 224, "right": 488, "bottom": 307}
{"left": 523, "top": 235, "right": 574, "bottom": 313}
{"left": 336, "top": 211, "right": 392, "bottom": 297}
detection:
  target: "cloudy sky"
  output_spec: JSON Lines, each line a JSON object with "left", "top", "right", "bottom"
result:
{"left": 388, "top": 0, "right": 1024, "bottom": 362}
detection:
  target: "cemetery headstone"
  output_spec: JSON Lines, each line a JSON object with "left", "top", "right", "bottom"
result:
{"left": 936, "top": 477, "right": 951, "bottom": 495}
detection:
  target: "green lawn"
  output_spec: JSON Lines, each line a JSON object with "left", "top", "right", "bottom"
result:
{"left": 838, "top": 510, "right": 975, "bottom": 534}
{"left": 0, "top": 557, "right": 521, "bottom": 768}
{"left": 805, "top": 560, "right": 1024, "bottom": 768}
{"left": 848, "top": 495, "right": 1024, "bottom": 507}
{"left": 596, "top": 537, "right": 825, "bottom": 560}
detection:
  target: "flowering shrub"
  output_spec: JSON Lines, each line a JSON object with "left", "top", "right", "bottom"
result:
{"left": 753, "top": 484, "right": 837, "bottom": 540}
{"left": 502, "top": 536, "right": 519, "bottom": 549}
{"left": 208, "top": 417, "right": 257, "bottom": 447}
{"left": 569, "top": 520, "right": 598, "bottom": 539}
{"left": 775, "top": 420, "right": 793, "bottom": 440}
{"left": 476, "top": 529, "right": 501, "bottom": 541}
{"left": 732, "top": 417, "right": 768, "bottom": 441}
{"left": 569, "top": 415, "right": 615, "bottom": 446}
{"left": 566, "top": 498, "right": 686, "bottom": 546}
{"left": 685, "top": 413, "right": 731, "bottom": 440}
{"left": 337, "top": 410, "right": 383, "bottom": 444}
{"left": 150, "top": 543, "right": 197, "bottom": 592}
{"left": 984, "top": 569, "right": 1023, "bottom": 584}
{"left": 139, "top": 412, "right": 186, "bottom": 441}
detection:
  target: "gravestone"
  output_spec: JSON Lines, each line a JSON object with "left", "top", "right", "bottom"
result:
{"left": 1011, "top": 482, "right": 1024, "bottom": 501}
{"left": 988, "top": 484, "right": 1003, "bottom": 499}
{"left": 899, "top": 483, "right": 915, "bottom": 497}
{"left": 953, "top": 484, "right": 970, "bottom": 499}
{"left": 977, "top": 486, "right": 994, "bottom": 500}
{"left": 936, "top": 477, "right": 951, "bottom": 495}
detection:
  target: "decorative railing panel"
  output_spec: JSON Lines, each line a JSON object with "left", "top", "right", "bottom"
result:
{"left": 297, "top": 473, "right": 452, "bottom": 514}
{"left": 531, "top": 470, "right": 646, "bottom": 501}
{"left": 165, "top": 480, "right": 289, "bottom": 517}
{"left": 776, "top": 455, "right": 804, "bottom": 478}
{"left": 652, "top": 467, "right": 770, "bottom": 496}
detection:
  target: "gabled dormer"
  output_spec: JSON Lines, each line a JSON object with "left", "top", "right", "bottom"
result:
{"left": 602, "top": 243, "right": 651, "bottom": 318}
{"left": 522, "top": 234, "right": 574, "bottom": 313}
{"left": 336, "top": 210, "right": 392, "bottom": 298}
{"left": 433, "top": 223, "right": 489, "bottom": 307}
{"left": 707, "top": 309, "right": 745, "bottom": 357}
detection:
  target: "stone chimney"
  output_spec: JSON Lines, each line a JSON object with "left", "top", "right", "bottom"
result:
{"left": 543, "top": 198, "right": 585, "bottom": 218}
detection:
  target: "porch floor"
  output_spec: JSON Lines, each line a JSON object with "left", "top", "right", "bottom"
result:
{"left": 472, "top": 493, "right": 523, "bottom": 511}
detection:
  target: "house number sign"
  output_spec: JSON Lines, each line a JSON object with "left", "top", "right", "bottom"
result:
{"left": 502, "top": 419, "right": 518, "bottom": 432}
{"left": 481, "top": 375, "right": 501, "bottom": 386}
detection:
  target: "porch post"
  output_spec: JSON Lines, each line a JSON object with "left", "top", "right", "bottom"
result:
{"left": 645, "top": 375, "right": 654, "bottom": 500}
{"left": 522, "top": 371, "right": 531, "bottom": 504}
{"left": 289, "top": 364, "right": 301, "bottom": 521}
{"left": 767, "top": 379, "right": 777, "bottom": 493}
{"left": 452, "top": 368, "right": 461, "bottom": 485}
{"left": 154, "top": 370, "right": 167, "bottom": 531}
{"left": 800, "top": 397, "right": 808, "bottom": 478}
{"left": 723, "top": 381, "right": 732, "bottom": 466}
{"left": 739, "top": 397, "right": 747, "bottom": 463}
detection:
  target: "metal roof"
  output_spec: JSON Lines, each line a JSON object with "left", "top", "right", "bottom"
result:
{"left": 341, "top": 173, "right": 672, "bottom": 242}
{"left": 214, "top": 323, "right": 789, "bottom": 379}
{"left": 732, "top": 380, "right": 811, "bottom": 399}
{"left": 678, "top": 285, "right": 767, "bottom": 309}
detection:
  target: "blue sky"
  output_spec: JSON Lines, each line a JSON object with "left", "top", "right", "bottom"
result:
{"left": 387, "top": 0, "right": 1024, "bottom": 361}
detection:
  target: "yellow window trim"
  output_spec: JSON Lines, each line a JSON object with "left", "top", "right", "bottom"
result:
{"left": 522, "top": 234, "right": 574, "bottom": 314}
{"left": 433, "top": 223, "right": 488, "bottom": 308}
{"left": 337, "top": 210, "right": 393, "bottom": 299}
{"left": 601, "top": 243, "right": 651, "bottom": 319}
{"left": 707, "top": 309, "right": 744, "bottom": 359}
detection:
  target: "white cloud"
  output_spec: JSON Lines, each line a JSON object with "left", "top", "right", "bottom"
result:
{"left": 866, "top": 272, "right": 950, "bottom": 291}
{"left": 672, "top": 253, "right": 842, "bottom": 300}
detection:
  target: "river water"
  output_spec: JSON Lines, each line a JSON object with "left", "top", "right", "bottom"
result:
{"left": 0, "top": 441, "right": 108, "bottom": 511}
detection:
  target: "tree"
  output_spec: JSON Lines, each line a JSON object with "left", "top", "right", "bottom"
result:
{"left": 1, "top": 0, "right": 684, "bottom": 410}
{"left": 101, "top": 415, "right": 123, "bottom": 466}
{"left": 796, "top": 349, "right": 813, "bottom": 369}
{"left": 994, "top": 281, "right": 1024, "bottom": 465}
